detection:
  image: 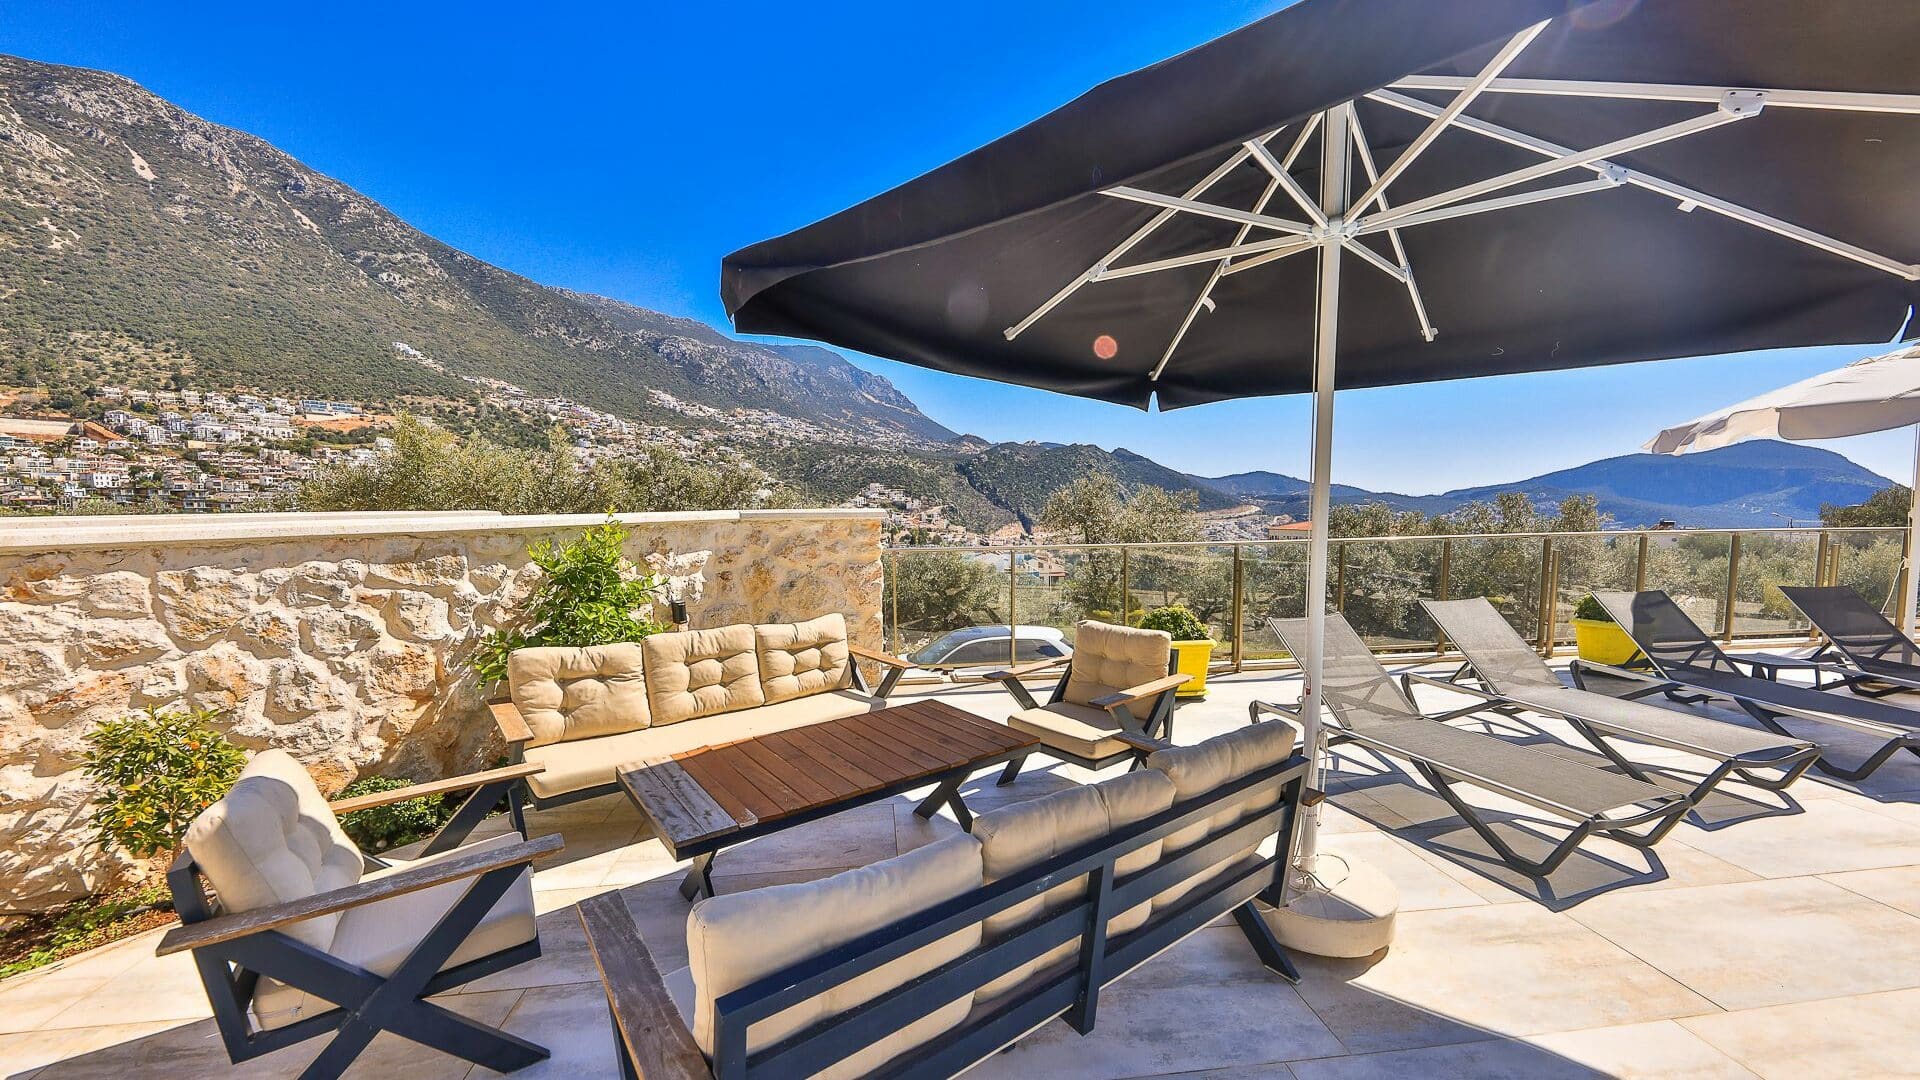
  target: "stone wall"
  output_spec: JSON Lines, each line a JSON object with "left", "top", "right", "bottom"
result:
{"left": 0, "top": 508, "right": 885, "bottom": 911}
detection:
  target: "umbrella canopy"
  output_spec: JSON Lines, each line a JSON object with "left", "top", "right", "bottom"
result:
{"left": 1647, "top": 345, "right": 1920, "bottom": 453}
{"left": 1647, "top": 344, "right": 1920, "bottom": 633}
{"left": 721, "top": 0, "right": 1920, "bottom": 924}
{"left": 724, "top": 0, "right": 1920, "bottom": 410}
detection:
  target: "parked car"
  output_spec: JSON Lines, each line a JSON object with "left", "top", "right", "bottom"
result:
{"left": 907, "top": 624, "right": 1072, "bottom": 674}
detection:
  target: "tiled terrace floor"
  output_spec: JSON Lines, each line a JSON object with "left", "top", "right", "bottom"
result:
{"left": 6, "top": 664, "right": 1920, "bottom": 1079}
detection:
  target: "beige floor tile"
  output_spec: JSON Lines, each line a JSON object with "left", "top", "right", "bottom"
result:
{"left": 1287, "top": 1020, "right": 1757, "bottom": 1079}
{"left": 1681, "top": 986, "right": 1920, "bottom": 1080}
{"left": 696, "top": 802, "right": 899, "bottom": 877}
{"left": 37, "top": 951, "right": 210, "bottom": 1030}
{"left": 457, "top": 907, "right": 599, "bottom": 994}
{"left": 1294, "top": 903, "right": 1714, "bottom": 1052}
{"left": 1312, "top": 832, "right": 1491, "bottom": 912}
{"left": 0, "top": 1021, "right": 189, "bottom": 1079}
{"left": 1567, "top": 877, "right": 1920, "bottom": 1010}
{"left": 490, "top": 980, "right": 623, "bottom": 1080}
{"left": 1672, "top": 796, "right": 1920, "bottom": 877}
{"left": 1821, "top": 863, "right": 1920, "bottom": 917}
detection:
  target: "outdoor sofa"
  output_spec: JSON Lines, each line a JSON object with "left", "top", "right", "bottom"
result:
{"left": 986, "top": 619, "right": 1191, "bottom": 775}
{"left": 491, "top": 612, "right": 912, "bottom": 807}
{"left": 1582, "top": 590, "right": 1920, "bottom": 781}
{"left": 1263, "top": 614, "right": 1691, "bottom": 876}
{"left": 159, "top": 749, "right": 560, "bottom": 1079}
{"left": 578, "top": 719, "right": 1309, "bottom": 1079}
{"left": 1419, "top": 597, "right": 1819, "bottom": 804}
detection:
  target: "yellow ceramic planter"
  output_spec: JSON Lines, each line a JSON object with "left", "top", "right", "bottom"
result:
{"left": 1171, "top": 639, "right": 1216, "bottom": 698}
{"left": 1572, "top": 617, "right": 1640, "bottom": 666}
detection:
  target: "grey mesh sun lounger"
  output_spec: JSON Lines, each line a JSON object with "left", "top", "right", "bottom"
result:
{"left": 1260, "top": 615, "right": 1690, "bottom": 877}
{"left": 1419, "top": 598, "right": 1819, "bottom": 804}
{"left": 1586, "top": 590, "right": 1920, "bottom": 782}
{"left": 1780, "top": 585, "right": 1920, "bottom": 697}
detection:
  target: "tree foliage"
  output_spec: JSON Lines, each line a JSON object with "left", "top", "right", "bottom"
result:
{"left": 1040, "top": 473, "right": 1202, "bottom": 622}
{"left": 472, "top": 519, "right": 668, "bottom": 684}
{"left": 1821, "top": 484, "right": 1912, "bottom": 528}
{"left": 83, "top": 707, "right": 247, "bottom": 862}
{"left": 887, "top": 551, "right": 1003, "bottom": 645}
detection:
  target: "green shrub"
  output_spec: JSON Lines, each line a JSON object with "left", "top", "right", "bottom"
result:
{"left": 335, "top": 776, "right": 454, "bottom": 852}
{"left": 82, "top": 707, "right": 247, "bottom": 862}
{"left": 1572, "top": 595, "right": 1613, "bottom": 622}
{"left": 1138, "top": 604, "right": 1211, "bottom": 642}
{"left": 473, "top": 517, "right": 668, "bottom": 684}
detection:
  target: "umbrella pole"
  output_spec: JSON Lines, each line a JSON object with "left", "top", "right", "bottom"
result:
{"left": 1905, "top": 424, "right": 1920, "bottom": 636}
{"left": 1267, "top": 102, "right": 1399, "bottom": 958}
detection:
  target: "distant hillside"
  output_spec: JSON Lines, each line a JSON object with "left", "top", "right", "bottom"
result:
{"left": 963, "top": 444, "right": 1239, "bottom": 526}
{"left": 1201, "top": 441, "right": 1893, "bottom": 527}
{"left": 0, "top": 54, "right": 949, "bottom": 443}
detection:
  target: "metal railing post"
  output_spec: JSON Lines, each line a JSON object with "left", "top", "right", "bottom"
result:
{"left": 1334, "top": 542, "right": 1348, "bottom": 613}
{"left": 1008, "top": 558, "right": 1019, "bottom": 666}
{"left": 1812, "top": 530, "right": 1830, "bottom": 638}
{"left": 1435, "top": 538, "right": 1453, "bottom": 654}
{"left": 1231, "top": 545, "right": 1245, "bottom": 671}
{"left": 1722, "top": 533, "right": 1743, "bottom": 642}
{"left": 1536, "top": 536, "right": 1554, "bottom": 652}
{"left": 889, "top": 552, "right": 901, "bottom": 655}
{"left": 1118, "top": 546, "right": 1131, "bottom": 625}
{"left": 1634, "top": 533, "right": 1650, "bottom": 593}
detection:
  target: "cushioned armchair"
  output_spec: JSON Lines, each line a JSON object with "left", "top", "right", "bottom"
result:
{"left": 158, "top": 750, "right": 561, "bottom": 1080}
{"left": 987, "top": 620, "right": 1188, "bottom": 778}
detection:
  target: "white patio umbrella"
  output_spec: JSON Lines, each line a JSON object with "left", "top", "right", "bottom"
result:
{"left": 1646, "top": 344, "right": 1920, "bottom": 633}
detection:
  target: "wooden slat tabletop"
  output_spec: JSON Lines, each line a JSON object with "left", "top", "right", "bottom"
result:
{"left": 618, "top": 701, "right": 1038, "bottom": 852}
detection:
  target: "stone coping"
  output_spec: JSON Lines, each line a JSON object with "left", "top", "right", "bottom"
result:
{"left": 0, "top": 507, "right": 884, "bottom": 554}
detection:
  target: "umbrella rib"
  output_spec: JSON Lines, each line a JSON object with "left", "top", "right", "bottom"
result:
{"left": 1391, "top": 75, "right": 1920, "bottom": 116}
{"left": 1351, "top": 20, "right": 1549, "bottom": 217}
{"left": 1370, "top": 88, "right": 1920, "bottom": 281}
{"left": 1348, "top": 109, "right": 1435, "bottom": 342}
{"left": 1360, "top": 99, "right": 1756, "bottom": 232}
{"left": 1149, "top": 174, "right": 1284, "bottom": 382}
{"left": 1002, "top": 132, "right": 1278, "bottom": 341}
{"left": 1101, "top": 187, "right": 1316, "bottom": 236}
{"left": 1095, "top": 233, "right": 1315, "bottom": 281}
{"left": 1245, "top": 140, "right": 1326, "bottom": 227}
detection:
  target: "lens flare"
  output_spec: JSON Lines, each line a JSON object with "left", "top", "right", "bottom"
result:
{"left": 1092, "top": 334, "right": 1119, "bottom": 360}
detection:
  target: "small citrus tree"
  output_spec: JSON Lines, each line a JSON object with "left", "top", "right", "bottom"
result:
{"left": 82, "top": 706, "right": 247, "bottom": 862}
{"left": 473, "top": 517, "right": 668, "bottom": 684}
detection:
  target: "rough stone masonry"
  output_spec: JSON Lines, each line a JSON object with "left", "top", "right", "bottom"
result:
{"left": 0, "top": 509, "right": 885, "bottom": 912}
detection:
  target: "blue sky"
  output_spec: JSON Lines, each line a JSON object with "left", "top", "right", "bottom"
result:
{"left": 6, "top": 1, "right": 1911, "bottom": 492}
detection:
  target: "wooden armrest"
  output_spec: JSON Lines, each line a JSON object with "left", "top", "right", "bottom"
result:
{"left": 1113, "top": 731, "right": 1173, "bottom": 755}
{"left": 1090, "top": 673, "right": 1191, "bottom": 710}
{"left": 157, "top": 833, "right": 562, "bottom": 957}
{"left": 490, "top": 700, "right": 534, "bottom": 745}
{"left": 985, "top": 657, "right": 1071, "bottom": 681}
{"left": 329, "top": 762, "right": 544, "bottom": 813}
{"left": 579, "top": 892, "right": 711, "bottom": 1080}
{"left": 847, "top": 642, "right": 912, "bottom": 669}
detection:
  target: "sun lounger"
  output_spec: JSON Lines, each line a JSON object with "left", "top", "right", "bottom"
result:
{"left": 1260, "top": 615, "right": 1690, "bottom": 876}
{"left": 1780, "top": 584, "right": 1920, "bottom": 696}
{"left": 1586, "top": 590, "right": 1920, "bottom": 781}
{"left": 1417, "top": 598, "right": 1818, "bottom": 804}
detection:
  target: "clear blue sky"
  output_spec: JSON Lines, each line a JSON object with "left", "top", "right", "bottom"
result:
{"left": 6, "top": 1, "right": 1911, "bottom": 492}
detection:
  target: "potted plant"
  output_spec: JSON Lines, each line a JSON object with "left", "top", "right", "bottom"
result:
{"left": 1571, "top": 594, "right": 1639, "bottom": 665}
{"left": 1137, "top": 605, "right": 1215, "bottom": 699}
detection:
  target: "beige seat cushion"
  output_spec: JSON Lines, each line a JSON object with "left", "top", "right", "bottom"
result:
{"left": 644, "top": 624, "right": 765, "bottom": 726}
{"left": 1007, "top": 701, "right": 1133, "bottom": 761}
{"left": 756, "top": 614, "right": 853, "bottom": 704}
{"left": 1064, "top": 621, "right": 1172, "bottom": 708}
{"left": 972, "top": 769, "right": 1175, "bottom": 1004}
{"left": 1145, "top": 721, "right": 1299, "bottom": 912}
{"left": 183, "top": 750, "right": 364, "bottom": 957}
{"left": 252, "top": 832, "right": 537, "bottom": 1029}
{"left": 508, "top": 643, "right": 650, "bottom": 747}
{"left": 524, "top": 689, "right": 877, "bottom": 798}
{"left": 687, "top": 832, "right": 984, "bottom": 1080}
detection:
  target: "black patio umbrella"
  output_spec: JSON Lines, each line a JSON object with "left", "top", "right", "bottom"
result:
{"left": 722, "top": 0, "right": 1920, "bottom": 913}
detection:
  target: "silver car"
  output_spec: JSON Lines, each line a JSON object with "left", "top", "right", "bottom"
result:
{"left": 907, "top": 624, "right": 1072, "bottom": 673}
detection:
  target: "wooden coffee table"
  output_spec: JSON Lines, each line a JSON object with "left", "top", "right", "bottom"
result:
{"left": 617, "top": 700, "right": 1038, "bottom": 899}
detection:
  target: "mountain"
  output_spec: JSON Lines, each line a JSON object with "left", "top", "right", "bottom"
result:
{"left": 1199, "top": 441, "right": 1893, "bottom": 527}
{"left": 0, "top": 54, "right": 948, "bottom": 443}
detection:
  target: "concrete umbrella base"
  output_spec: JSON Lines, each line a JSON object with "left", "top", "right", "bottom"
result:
{"left": 1261, "top": 848, "right": 1399, "bottom": 959}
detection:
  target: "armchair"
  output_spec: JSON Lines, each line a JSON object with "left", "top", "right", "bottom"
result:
{"left": 986, "top": 620, "right": 1188, "bottom": 780}
{"left": 159, "top": 750, "right": 560, "bottom": 1079}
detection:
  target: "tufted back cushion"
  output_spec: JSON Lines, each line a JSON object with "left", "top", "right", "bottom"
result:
{"left": 643, "top": 624, "right": 765, "bottom": 726}
{"left": 1064, "top": 621, "right": 1172, "bottom": 708}
{"left": 755, "top": 614, "right": 853, "bottom": 705}
{"left": 182, "top": 749, "right": 365, "bottom": 953}
{"left": 687, "top": 832, "right": 984, "bottom": 1079}
{"left": 972, "top": 769, "right": 1174, "bottom": 1004}
{"left": 507, "top": 643, "right": 651, "bottom": 747}
{"left": 1145, "top": 720, "right": 1299, "bottom": 911}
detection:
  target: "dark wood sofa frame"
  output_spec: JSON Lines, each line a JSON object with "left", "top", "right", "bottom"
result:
{"left": 581, "top": 747, "right": 1311, "bottom": 1079}
{"left": 158, "top": 763, "right": 556, "bottom": 1080}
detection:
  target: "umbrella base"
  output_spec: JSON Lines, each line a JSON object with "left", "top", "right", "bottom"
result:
{"left": 1262, "top": 849, "right": 1399, "bottom": 959}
